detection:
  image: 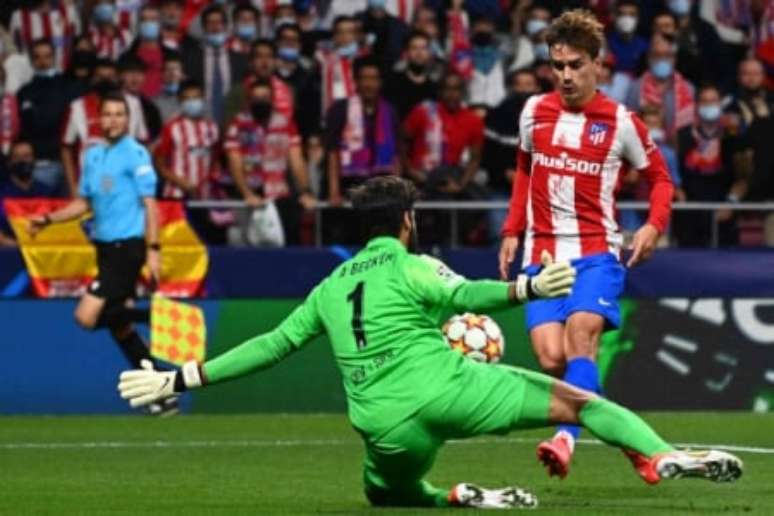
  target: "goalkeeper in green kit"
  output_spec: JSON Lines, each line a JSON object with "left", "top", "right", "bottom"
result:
{"left": 119, "top": 177, "right": 742, "bottom": 509}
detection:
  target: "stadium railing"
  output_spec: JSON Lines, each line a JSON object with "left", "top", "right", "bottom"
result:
{"left": 185, "top": 200, "right": 774, "bottom": 248}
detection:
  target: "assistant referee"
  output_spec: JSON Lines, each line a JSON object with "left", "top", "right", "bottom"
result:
{"left": 28, "top": 92, "right": 165, "bottom": 407}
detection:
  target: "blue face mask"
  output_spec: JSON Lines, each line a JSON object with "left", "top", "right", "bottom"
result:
{"left": 668, "top": 0, "right": 691, "bottom": 16}
{"left": 140, "top": 21, "right": 160, "bottom": 40}
{"left": 181, "top": 98, "right": 205, "bottom": 118}
{"left": 698, "top": 104, "right": 721, "bottom": 122}
{"left": 163, "top": 82, "right": 179, "bottom": 95}
{"left": 650, "top": 59, "right": 673, "bottom": 79}
{"left": 278, "top": 46, "right": 300, "bottom": 62}
{"left": 526, "top": 19, "right": 548, "bottom": 38}
{"left": 36, "top": 68, "right": 57, "bottom": 78}
{"left": 337, "top": 42, "right": 358, "bottom": 58}
{"left": 94, "top": 3, "right": 115, "bottom": 24}
{"left": 206, "top": 32, "right": 227, "bottom": 47}
{"left": 533, "top": 42, "right": 550, "bottom": 61}
{"left": 236, "top": 24, "right": 257, "bottom": 41}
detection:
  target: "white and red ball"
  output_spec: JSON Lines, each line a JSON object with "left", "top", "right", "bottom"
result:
{"left": 442, "top": 313, "right": 505, "bottom": 363}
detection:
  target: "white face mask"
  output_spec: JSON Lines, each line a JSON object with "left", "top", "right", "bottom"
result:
{"left": 649, "top": 127, "right": 666, "bottom": 142}
{"left": 616, "top": 15, "right": 638, "bottom": 34}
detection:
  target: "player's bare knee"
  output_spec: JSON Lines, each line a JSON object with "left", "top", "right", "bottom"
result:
{"left": 74, "top": 309, "right": 97, "bottom": 330}
{"left": 565, "top": 328, "right": 599, "bottom": 359}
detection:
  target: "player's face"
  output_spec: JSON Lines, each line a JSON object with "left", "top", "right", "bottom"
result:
{"left": 100, "top": 100, "right": 129, "bottom": 141}
{"left": 550, "top": 44, "right": 600, "bottom": 108}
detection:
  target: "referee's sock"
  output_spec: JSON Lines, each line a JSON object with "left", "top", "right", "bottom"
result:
{"left": 97, "top": 305, "right": 150, "bottom": 328}
{"left": 556, "top": 357, "right": 601, "bottom": 447}
{"left": 113, "top": 329, "right": 153, "bottom": 369}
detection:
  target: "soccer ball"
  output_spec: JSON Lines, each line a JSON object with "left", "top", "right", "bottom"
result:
{"left": 442, "top": 313, "right": 505, "bottom": 363}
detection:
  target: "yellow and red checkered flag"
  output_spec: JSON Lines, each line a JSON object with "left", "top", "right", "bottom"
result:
{"left": 151, "top": 295, "right": 206, "bottom": 365}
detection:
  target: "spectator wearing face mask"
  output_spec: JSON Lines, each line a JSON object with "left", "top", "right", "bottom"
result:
{"left": 224, "top": 78, "right": 316, "bottom": 245}
{"left": 60, "top": 59, "right": 149, "bottom": 197}
{"left": 125, "top": 4, "right": 166, "bottom": 98}
{"left": 468, "top": 16, "right": 506, "bottom": 108}
{"left": 0, "top": 66, "right": 19, "bottom": 159}
{"left": 509, "top": 3, "right": 551, "bottom": 72}
{"left": 88, "top": 0, "right": 133, "bottom": 61}
{"left": 674, "top": 84, "right": 741, "bottom": 246}
{"left": 316, "top": 15, "right": 364, "bottom": 121}
{"left": 154, "top": 51, "right": 185, "bottom": 122}
{"left": 385, "top": 30, "right": 441, "bottom": 120}
{"left": 228, "top": 4, "right": 261, "bottom": 55}
{"left": 0, "top": 140, "right": 53, "bottom": 247}
{"left": 626, "top": 33, "right": 695, "bottom": 141}
{"left": 274, "top": 24, "right": 318, "bottom": 137}
{"left": 357, "top": 0, "right": 409, "bottom": 72}
{"left": 606, "top": 0, "right": 647, "bottom": 75}
{"left": 154, "top": 79, "right": 219, "bottom": 200}
{"left": 17, "top": 39, "right": 79, "bottom": 195}
{"left": 181, "top": 5, "right": 249, "bottom": 127}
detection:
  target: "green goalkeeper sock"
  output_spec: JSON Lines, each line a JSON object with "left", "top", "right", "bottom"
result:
{"left": 579, "top": 398, "right": 674, "bottom": 457}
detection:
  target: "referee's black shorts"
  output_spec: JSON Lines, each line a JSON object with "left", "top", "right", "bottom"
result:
{"left": 88, "top": 238, "right": 146, "bottom": 300}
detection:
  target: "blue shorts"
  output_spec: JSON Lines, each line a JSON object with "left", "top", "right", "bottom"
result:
{"left": 524, "top": 252, "right": 626, "bottom": 332}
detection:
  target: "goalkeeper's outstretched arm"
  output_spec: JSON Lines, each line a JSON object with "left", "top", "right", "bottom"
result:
{"left": 407, "top": 250, "right": 576, "bottom": 316}
{"left": 118, "top": 288, "right": 324, "bottom": 407}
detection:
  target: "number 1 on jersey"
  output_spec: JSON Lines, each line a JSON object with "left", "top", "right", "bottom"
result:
{"left": 347, "top": 281, "right": 367, "bottom": 350}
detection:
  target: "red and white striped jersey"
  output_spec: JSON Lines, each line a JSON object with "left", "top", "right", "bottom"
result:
{"left": 9, "top": 3, "right": 81, "bottom": 71}
{"left": 88, "top": 26, "right": 134, "bottom": 61}
{"left": 60, "top": 93, "right": 149, "bottom": 174}
{"left": 502, "top": 91, "right": 674, "bottom": 267}
{"left": 156, "top": 115, "right": 220, "bottom": 199}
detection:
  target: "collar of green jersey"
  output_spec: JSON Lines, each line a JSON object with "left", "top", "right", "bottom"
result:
{"left": 365, "top": 236, "right": 406, "bottom": 252}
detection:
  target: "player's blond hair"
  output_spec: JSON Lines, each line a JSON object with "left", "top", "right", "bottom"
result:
{"left": 545, "top": 9, "right": 605, "bottom": 59}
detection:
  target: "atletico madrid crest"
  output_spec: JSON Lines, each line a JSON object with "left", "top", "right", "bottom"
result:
{"left": 588, "top": 122, "right": 609, "bottom": 145}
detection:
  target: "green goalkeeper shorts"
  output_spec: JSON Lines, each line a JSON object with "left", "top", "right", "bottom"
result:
{"left": 362, "top": 362, "right": 555, "bottom": 505}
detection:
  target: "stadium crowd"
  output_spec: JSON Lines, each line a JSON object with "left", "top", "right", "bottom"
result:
{"left": 0, "top": 0, "right": 773, "bottom": 247}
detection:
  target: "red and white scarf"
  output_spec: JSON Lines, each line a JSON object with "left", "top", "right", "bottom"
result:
{"left": 318, "top": 50, "right": 356, "bottom": 118}
{"left": 0, "top": 95, "right": 19, "bottom": 156}
{"left": 640, "top": 70, "right": 695, "bottom": 134}
{"left": 420, "top": 101, "right": 444, "bottom": 170}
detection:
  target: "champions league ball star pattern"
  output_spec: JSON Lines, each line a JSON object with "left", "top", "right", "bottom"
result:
{"left": 151, "top": 295, "right": 206, "bottom": 366}
{"left": 443, "top": 313, "right": 505, "bottom": 363}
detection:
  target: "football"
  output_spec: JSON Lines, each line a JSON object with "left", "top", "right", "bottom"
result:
{"left": 442, "top": 313, "right": 505, "bottom": 363}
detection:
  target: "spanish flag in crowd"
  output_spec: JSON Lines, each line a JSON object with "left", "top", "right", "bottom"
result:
{"left": 3, "top": 199, "right": 208, "bottom": 298}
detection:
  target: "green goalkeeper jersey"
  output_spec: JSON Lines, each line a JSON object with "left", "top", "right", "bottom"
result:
{"left": 204, "top": 236, "right": 515, "bottom": 438}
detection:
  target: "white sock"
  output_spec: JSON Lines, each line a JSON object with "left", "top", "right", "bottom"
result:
{"left": 554, "top": 430, "right": 576, "bottom": 453}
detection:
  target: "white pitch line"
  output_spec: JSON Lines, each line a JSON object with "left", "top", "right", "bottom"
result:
{"left": 1, "top": 437, "right": 773, "bottom": 454}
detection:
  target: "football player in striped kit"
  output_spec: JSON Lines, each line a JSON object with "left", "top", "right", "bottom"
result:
{"left": 499, "top": 9, "right": 675, "bottom": 479}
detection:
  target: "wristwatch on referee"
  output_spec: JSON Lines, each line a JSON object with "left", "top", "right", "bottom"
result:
{"left": 147, "top": 242, "right": 161, "bottom": 251}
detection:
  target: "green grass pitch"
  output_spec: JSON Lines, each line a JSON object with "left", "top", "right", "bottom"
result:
{"left": 1, "top": 413, "right": 771, "bottom": 515}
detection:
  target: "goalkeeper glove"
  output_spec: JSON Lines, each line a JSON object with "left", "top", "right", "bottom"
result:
{"left": 118, "top": 360, "right": 204, "bottom": 408}
{"left": 514, "top": 250, "right": 576, "bottom": 302}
